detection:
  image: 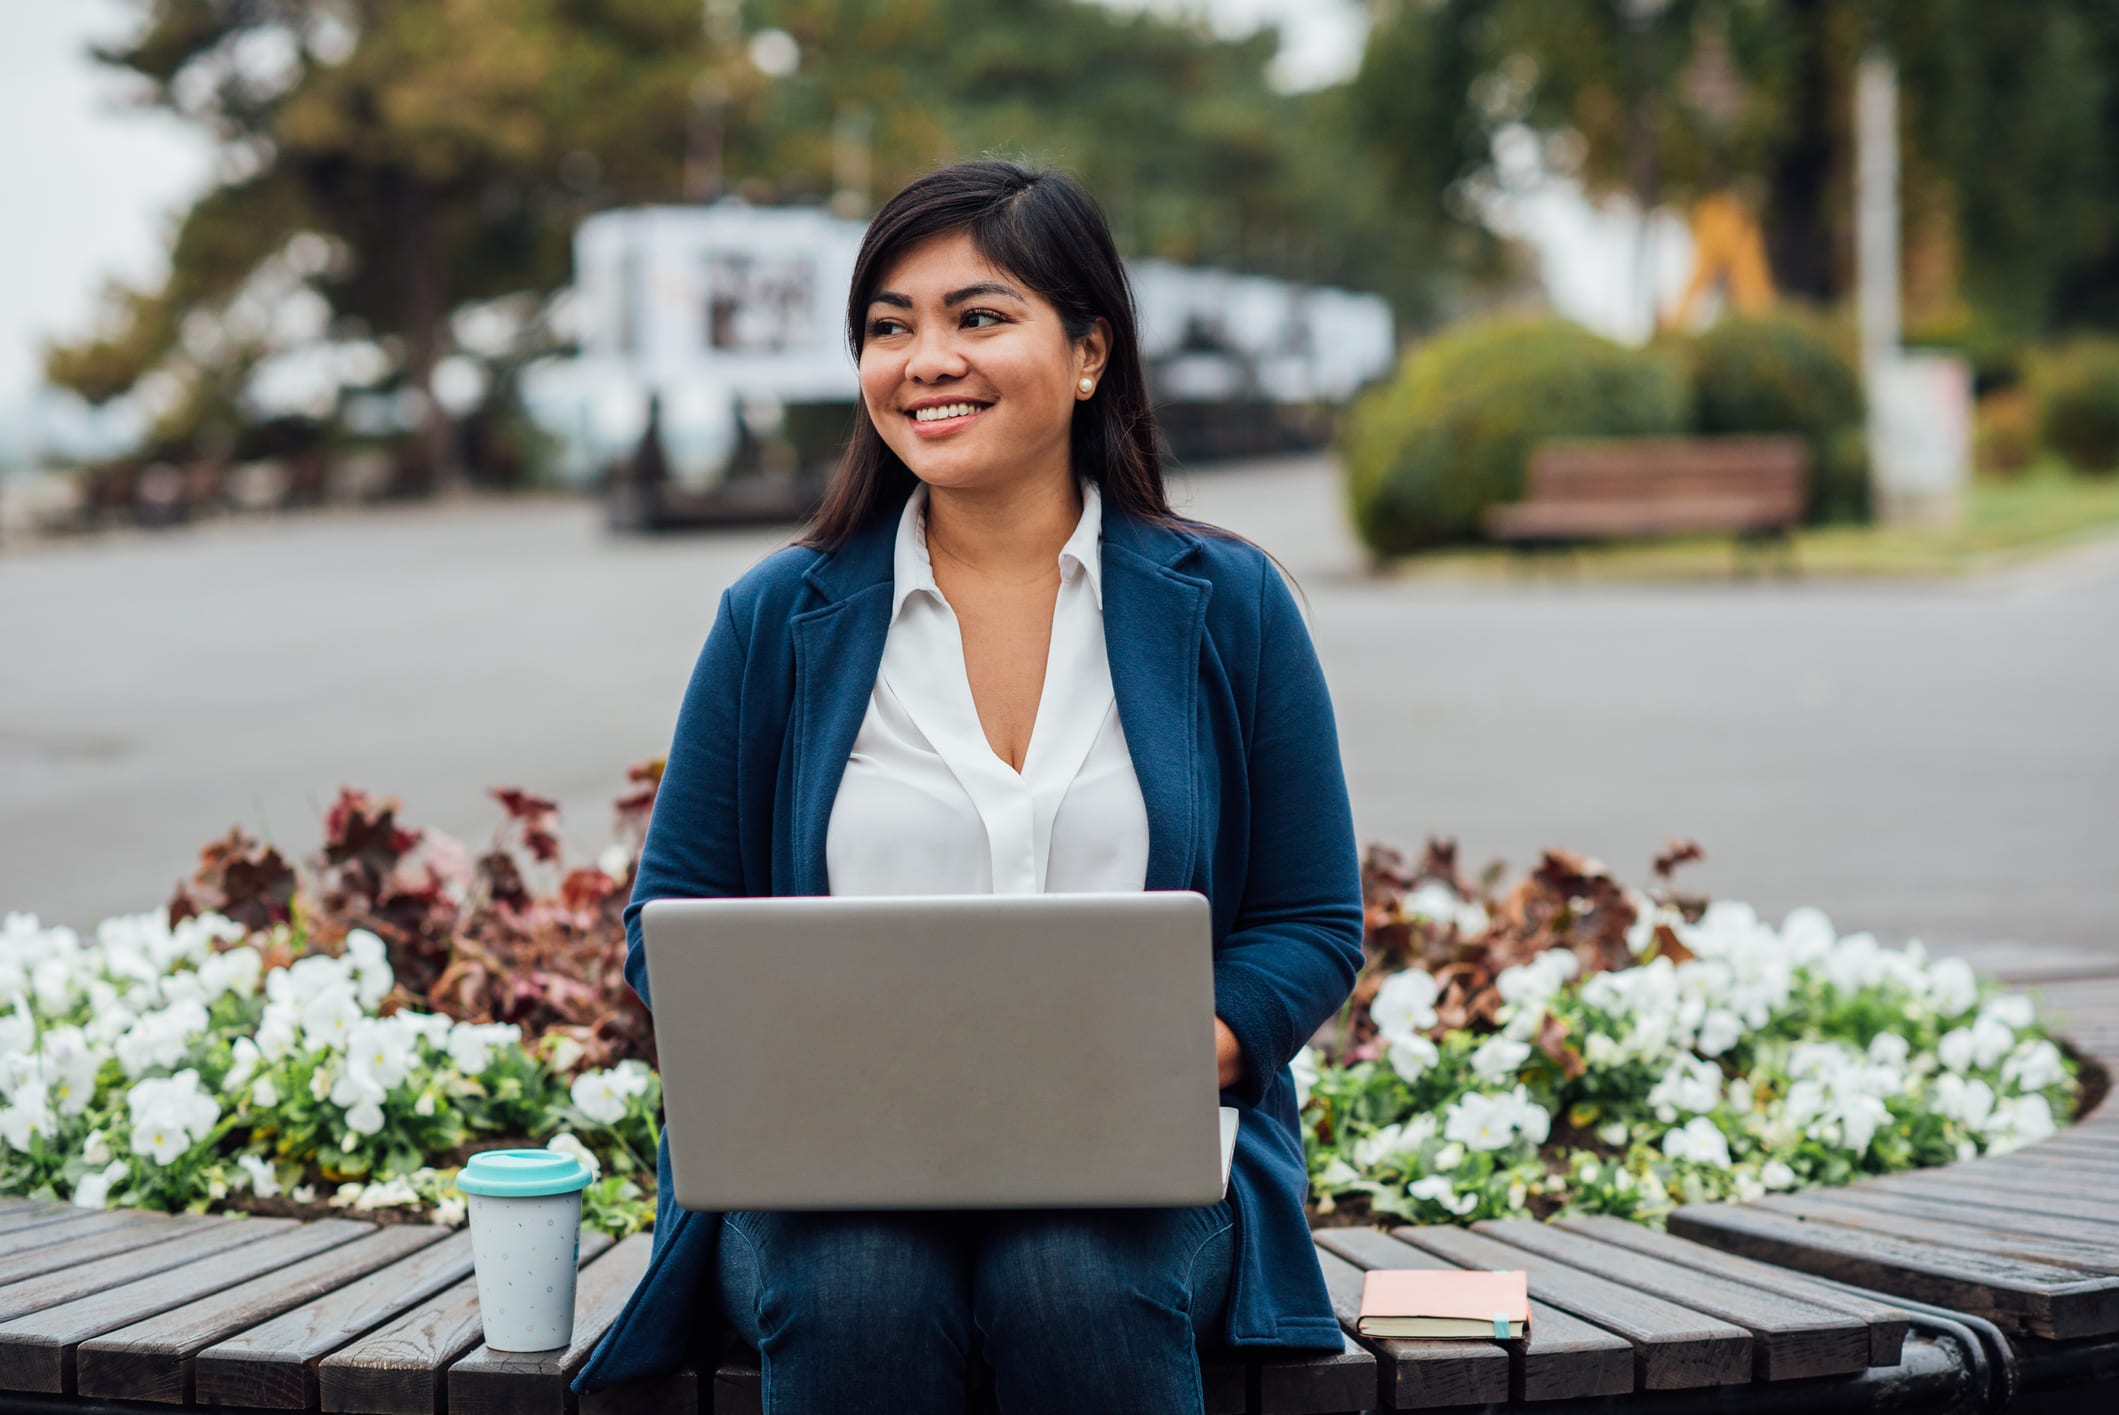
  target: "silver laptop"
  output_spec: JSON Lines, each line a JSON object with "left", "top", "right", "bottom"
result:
{"left": 641, "top": 891, "right": 1227, "bottom": 1211}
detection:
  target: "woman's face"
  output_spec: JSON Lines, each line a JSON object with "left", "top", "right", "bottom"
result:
{"left": 857, "top": 230, "right": 1107, "bottom": 495}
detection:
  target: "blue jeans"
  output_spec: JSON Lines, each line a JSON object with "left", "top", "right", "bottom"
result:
{"left": 714, "top": 1202, "right": 1237, "bottom": 1415}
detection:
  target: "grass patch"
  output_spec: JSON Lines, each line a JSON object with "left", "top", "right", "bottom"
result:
{"left": 1376, "top": 463, "right": 2119, "bottom": 583}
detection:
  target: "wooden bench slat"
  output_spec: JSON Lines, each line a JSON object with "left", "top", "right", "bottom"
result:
{"left": 1316, "top": 1224, "right": 1631, "bottom": 1403}
{"left": 1752, "top": 1193, "right": 2119, "bottom": 1274}
{"left": 447, "top": 1233, "right": 653, "bottom": 1415}
{"left": 0, "top": 1217, "right": 371, "bottom": 1395}
{"left": 1817, "top": 1185, "right": 2119, "bottom": 1246}
{"left": 194, "top": 1229, "right": 479, "bottom": 1411}
{"left": 0, "top": 1209, "right": 162, "bottom": 1264}
{"left": 1555, "top": 1216, "right": 1910, "bottom": 1366}
{"left": 0, "top": 1215, "right": 295, "bottom": 1324}
{"left": 316, "top": 1230, "right": 613, "bottom": 1415}
{"left": 1308, "top": 1242, "right": 1507, "bottom": 1410}
{"left": 578, "top": 1363, "right": 700, "bottom": 1415}
{"left": 0, "top": 1204, "right": 86, "bottom": 1237}
{"left": 74, "top": 1223, "right": 448, "bottom": 1404}
{"left": 1668, "top": 1202, "right": 2119, "bottom": 1339}
{"left": 1254, "top": 1326, "right": 1375, "bottom": 1415}
{"left": 1486, "top": 497, "right": 1800, "bottom": 540}
{"left": 1866, "top": 1168, "right": 2119, "bottom": 1226}
{"left": 1393, "top": 1224, "right": 1751, "bottom": 1390}
{"left": 1478, "top": 1218, "right": 1870, "bottom": 1381}
{"left": 0, "top": 1213, "right": 219, "bottom": 1288}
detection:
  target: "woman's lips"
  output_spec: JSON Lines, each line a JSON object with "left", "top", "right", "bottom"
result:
{"left": 906, "top": 402, "right": 990, "bottom": 438}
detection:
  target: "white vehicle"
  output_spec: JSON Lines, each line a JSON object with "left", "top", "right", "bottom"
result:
{"left": 521, "top": 202, "right": 1393, "bottom": 527}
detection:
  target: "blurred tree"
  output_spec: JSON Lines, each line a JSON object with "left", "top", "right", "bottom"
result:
{"left": 1348, "top": 0, "right": 2119, "bottom": 341}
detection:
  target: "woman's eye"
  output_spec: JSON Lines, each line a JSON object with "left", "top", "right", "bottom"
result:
{"left": 867, "top": 317, "right": 907, "bottom": 338}
{"left": 962, "top": 308, "right": 1006, "bottom": 329}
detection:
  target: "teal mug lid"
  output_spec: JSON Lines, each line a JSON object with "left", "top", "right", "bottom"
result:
{"left": 457, "top": 1148, "right": 593, "bottom": 1197}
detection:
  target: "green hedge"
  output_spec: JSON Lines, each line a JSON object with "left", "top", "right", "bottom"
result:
{"left": 1340, "top": 310, "right": 1876, "bottom": 555}
{"left": 2029, "top": 338, "right": 2119, "bottom": 475}
{"left": 1341, "top": 317, "right": 1689, "bottom": 554}
{"left": 1685, "top": 312, "right": 1869, "bottom": 523}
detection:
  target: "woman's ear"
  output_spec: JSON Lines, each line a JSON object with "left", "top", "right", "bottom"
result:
{"left": 1075, "top": 317, "right": 1113, "bottom": 391}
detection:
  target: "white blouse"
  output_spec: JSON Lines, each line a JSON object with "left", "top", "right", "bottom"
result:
{"left": 824, "top": 480, "right": 1152, "bottom": 896}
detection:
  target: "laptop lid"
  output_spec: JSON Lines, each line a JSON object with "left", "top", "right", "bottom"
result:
{"left": 642, "top": 891, "right": 1223, "bottom": 1210}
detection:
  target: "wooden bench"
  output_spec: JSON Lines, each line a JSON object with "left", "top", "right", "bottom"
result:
{"left": 0, "top": 961, "right": 2114, "bottom": 1413}
{"left": 1483, "top": 436, "right": 1809, "bottom": 549}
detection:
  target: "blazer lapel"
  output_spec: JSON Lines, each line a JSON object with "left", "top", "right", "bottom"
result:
{"left": 789, "top": 489, "right": 1209, "bottom": 897}
{"left": 1100, "top": 509, "right": 1211, "bottom": 892}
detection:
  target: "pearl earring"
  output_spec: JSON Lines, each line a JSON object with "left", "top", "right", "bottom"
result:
{"left": 1079, "top": 377, "right": 1094, "bottom": 394}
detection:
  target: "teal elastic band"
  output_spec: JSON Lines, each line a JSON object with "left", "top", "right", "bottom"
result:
{"left": 1493, "top": 1313, "right": 1510, "bottom": 1340}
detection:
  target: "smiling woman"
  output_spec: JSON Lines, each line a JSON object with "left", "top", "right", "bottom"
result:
{"left": 576, "top": 159, "right": 1366, "bottom": 1414}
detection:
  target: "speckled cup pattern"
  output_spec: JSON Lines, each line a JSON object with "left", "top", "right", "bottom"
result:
{"left": 466, "top": 1190, "right": 584, "bottom": 1351}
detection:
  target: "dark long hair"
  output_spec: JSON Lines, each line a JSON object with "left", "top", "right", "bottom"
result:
{"left": 796, "top": 160, "right": 1178, "bottom": 551}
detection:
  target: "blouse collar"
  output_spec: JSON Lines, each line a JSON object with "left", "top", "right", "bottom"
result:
{"left": 891, "top": 479, "right": 1105, "bottom": 622}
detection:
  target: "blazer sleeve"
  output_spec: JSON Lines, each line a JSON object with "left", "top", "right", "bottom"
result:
{"left": 1213, "top": 563, "right": 1365, "bottom": 1109}
{"left": 621, "top": 588, "right": 750, "bottom": 1012}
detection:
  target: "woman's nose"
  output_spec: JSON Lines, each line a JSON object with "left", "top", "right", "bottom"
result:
{"left": 904, "top": 326, "right": 969, "bottom": 383}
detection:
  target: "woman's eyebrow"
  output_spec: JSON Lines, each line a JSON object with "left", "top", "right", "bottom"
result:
{"left": 867, "top": 281, "right": 1028, "bottom": 309}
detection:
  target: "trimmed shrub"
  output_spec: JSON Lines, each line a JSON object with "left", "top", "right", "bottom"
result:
{"left": 2029, "top": 338, "right": 2119, "bottom": 475}
{"left": 1685, "top": 311, "right": 1870, "bottom": 523}
{"left": 1340, "top": 316, "right": 1688, "bottom": 554}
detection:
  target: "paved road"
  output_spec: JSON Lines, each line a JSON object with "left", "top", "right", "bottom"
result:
{"left": 3, "top": 455, "right": 2114, "bottom": 956}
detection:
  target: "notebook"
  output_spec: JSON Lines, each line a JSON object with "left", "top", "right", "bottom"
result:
{"left": 1356, "top": 1269, "right": 1530, "bottom": 1339}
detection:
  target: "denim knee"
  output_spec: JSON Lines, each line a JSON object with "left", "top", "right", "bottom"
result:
{"left": 717, "top": 1210, "right": 974, "bottom": 1360}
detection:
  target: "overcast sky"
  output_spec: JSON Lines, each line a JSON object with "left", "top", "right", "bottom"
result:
{"left": 0, "top": 0, "right": 1369, "bottom": 403}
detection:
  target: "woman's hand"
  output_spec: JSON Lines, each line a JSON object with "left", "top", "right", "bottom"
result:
{"left": 1213, "top": 1016, "right": 1244, "bottom": 1091}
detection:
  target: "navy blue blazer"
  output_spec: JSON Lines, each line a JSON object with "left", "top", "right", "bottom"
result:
{"left": 573, "top": 486, "right": 1364, "bottom": 1394}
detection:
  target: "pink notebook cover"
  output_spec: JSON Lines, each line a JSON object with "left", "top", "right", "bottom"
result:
{"left": 1358, "top": 1269, "right": 1530, "bottom": 1325}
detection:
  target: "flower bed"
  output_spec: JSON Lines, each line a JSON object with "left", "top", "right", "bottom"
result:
{"left": 1298, "top": 841, "right": 2080, "bottom": 1226}
{"left": 0, "top": 795, "right": 2084, "bottom": 1238}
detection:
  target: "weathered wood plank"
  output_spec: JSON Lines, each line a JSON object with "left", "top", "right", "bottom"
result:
{"left": 578, "top": 1363, "right": 700, "bottom": 1415}
{"left": 1316, "top": 1223, "right": 1632, "bottom": 1402}
{"left": 1478, "top": 1218, "right": 1869, "bottom": 1381}
{"left": 194, "top": 1228, "right": 479, "bottom": 1411}
{"left": 316, "top": 1230, "right": 612, "bottom": 1415}
{"left": 1816, "top": 1184, "right": 2119, "bottom": 1246}
{"left": 0, "top": 1204, "right": 85, "bottom": 1237}
{"left": 0, "top": 1215, "right": 294, "bottom": 1323}
{"left": 1393, "top": 1224, "right": 1751, "bottom": 1390}
{"left": 0, "top": 1213, "right": 213, "bottom": 1287}
{"left": 1752, "top": 1192, "right": 2119, "bottom": 1273}
{"left": 1669, "top": 1202, "right": 2119, "bottom": 1339}
{"left": 1555, "top": 1215, "right": 1909, "bottom": 1366}
{"left": 447, "top": 1234, "right": 652, "bottom": 1415}
{"left": 0, "top": 1208, "right": 159, "bottom": 1264}
{"left": 75, "top": 1223, "right": 447, "bottom": 1404}
{"left": 1199, "top": 1349, "right": 1247, "bottom": 1415}
{"left": 1254, "top": 1327, "right": 1376, "bottom": 1415}
{"left": 0, "top": 1218, "right": 370, "bottom": 1394}
{"left": 1867, "top": 1168, "right": 2119, "bottom": 1226}
{"left": 1306, "top": 1241, "right": 1507, "bottom": 1410}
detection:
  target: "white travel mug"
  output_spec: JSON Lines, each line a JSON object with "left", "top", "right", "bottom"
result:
{"left": 457, "top": 1148, "right": 595, "bottom": 1351}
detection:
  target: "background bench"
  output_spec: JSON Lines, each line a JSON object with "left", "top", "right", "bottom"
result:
{"left": 1483, "top": 436, "right": 1809, "bottom": 549}
{"left": 0, "top": 961, "right": 2114, "bottom": 1413}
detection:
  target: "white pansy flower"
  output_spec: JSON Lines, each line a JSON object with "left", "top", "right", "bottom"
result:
{"left": 597, "top": 843, "right": 632, "bottom": 882}
{"left": 433, "top": 1195, "right": 467, "bottom": 1226}
{"left": 224, "top": 1037, "right": 263, "bottom": 1090}
{"left": 1922, "top": 958, "right": 1978, "bottom": 1017}
{"left": 1442, "top": 1093, "right": 1515, "bottom": 1152}
{"left": 237, "top": 1153, "right": 282, "bottom": 1198}
{"left": 1760, "top": 1159, "right": 1797, "bottom": 1191}
{"left": 1932, "top": 1074, "right": 1996, "bottom": 1131}
{"left": 547, "top": 1131, "right": 604, "bottom": 1181}
{"left": 131, "top": 1118, "right": 192, "bottom": 1165}
{"left": 0, "top": 1082, "right": 54, "bottom": 1151}
{"left": 198, "top": 946, "right": 263, "bottom": 1001}
{"left": 1290, "top": 1046, "right": 1320, "bottom": 1111}
{"left": 1980, "top": 994, "right": 2035, "bottom": 1031}
{"left": 1662, "top": 1116, "right": 1732, "bottom": 1169}
{"left": 1470, "top": 1036, "right": 1532, "bottom": 1085}
{"left": 82, "top": 1127, "right": 112, "bottom": 1167}
{"left": 72, "top": 1159, "right": 129, "bottom": 1209}
{"left": 1938, "top": 1017, "right": 2013, "bottom": 1073}
{"left": 1500, "top": 1085, "right": 1551, "bottom": 1144}
{"left": 571, "top": 1068, "right": 633, "bottom": 1125}
{"left": 343, "top": 930, "right": 395, "bottom": 1009}
{"left": 414, "top": 1091, "right": 436, "bottom": 1117}
{"left": 1352, "top": 1123, "right": 1415, "bottom": 1170}
{"left": 1386, "top": 1032, "right": 1439, "bottom": 1085}
{"left": 1432, "top": 1141, "right": 1465, "bottom": 1171}
{"left": 543, "top": 1033, "right": 586, "bottom": 1074}
{"left": 1866, "top": 1032, "right": 1911, "bottom": 1068}
{"left": 299, "top": 984, "right": 362, "bottom": 1053}
{"left": 41, "top": 1026, "right": 102, "bottom": 1115}
{"left": 2001, "top": 1040, "right": 2067, "bottom": 1094}
{"left": 1695, "top": 1009, "right": 1744, "bottom": 1057}
{"left": 1648, "top": 1055, "right": 1723, "bottom": 1118}
{"left": 345, "top": 1099, "right": 386, "bottom": 1136}
{"left": 1317, "top": 1157, "right": 1362, "bottom": 1188}
{"left": 1409, "top": 1174, "right": 1478, "bottom": 1215}
{"left": 252, "top": 1076, "right": 278, "bottom": 1108}
{"left": 447, "top": 1022, "right": 521, "bottom": 1077}
{"left": 1984, "top": 1094, "right": 2056, "bottom": 1153}
{"left": 1371, "top": 969, "right": 1440, "bottom": 1040}
{"left": 345, "top": 1018, "right": 418, "bottom": 1092}
{"left": 1495, "top": 950, "right": 1578, "bottom": 1009}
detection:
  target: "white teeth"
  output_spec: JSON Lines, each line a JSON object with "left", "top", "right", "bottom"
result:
{"left": 912, "top": 402, "right": 985, "bottom": 422}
